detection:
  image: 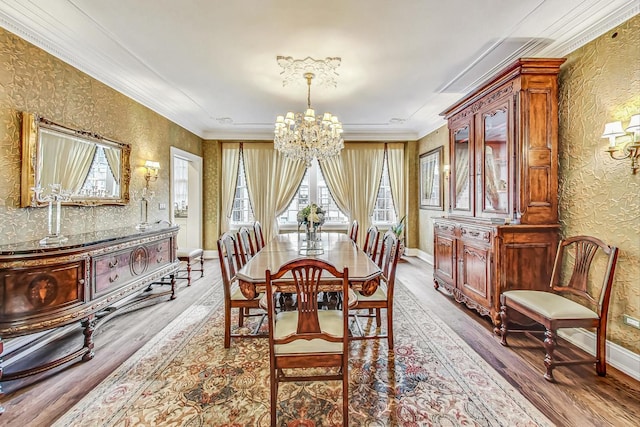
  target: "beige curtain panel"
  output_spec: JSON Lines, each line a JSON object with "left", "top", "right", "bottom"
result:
{"left": 39, "top": 129, "right": 97, "bottom": 194}
{"left": 320, "top": 142, "right": 385, "bottom": 247}
{"left": 220, "top": 142, "right": 241, "bottom": 233}
{"left": 243, "top": 142, "right": 306, "bottom": 242}
{"left": 386, "top": 142, "right": 405, "bottom": 222}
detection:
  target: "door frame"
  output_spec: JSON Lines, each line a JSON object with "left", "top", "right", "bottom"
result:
{"left": 170, "top": 147, "right": 203, "bottom": 249}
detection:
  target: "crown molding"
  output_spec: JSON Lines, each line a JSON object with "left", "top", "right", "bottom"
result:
{"left": 541, "top": 0, "right": 639, "bottom": 58}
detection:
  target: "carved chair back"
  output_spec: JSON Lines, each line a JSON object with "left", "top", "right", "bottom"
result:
{"left": 348, "top": 220, "right": 359, "bottom": 244}
{"left": 253, "top": 221, "right": 265, "bottom": 251}
{"left": 550, "top": 235, "right": 619, "bottom": 317}
{"left": 237, "top": 226, "right": 256, "bottom": 263}
{"left": 363, "top": 225, "right": 380, "bottom": 260}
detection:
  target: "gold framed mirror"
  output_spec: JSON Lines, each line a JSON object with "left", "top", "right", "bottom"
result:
{"left": 20, "top": 112, "right": 131, "bottom": 207}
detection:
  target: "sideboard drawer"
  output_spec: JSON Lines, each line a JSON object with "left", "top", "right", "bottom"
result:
{"left": 460, "top": 225, "right": 492, "bottom": 244}
{"left": 0, "top": 260, "right": 86, "bottom": 330}
{"left": 94, "top": 250, "right": 133, "bottom": 294}
{"left": 93, "top": 236, "right": 173, "bottom": 297}
{"left": 434, "top": 221, "right": 457, "bottom": 236}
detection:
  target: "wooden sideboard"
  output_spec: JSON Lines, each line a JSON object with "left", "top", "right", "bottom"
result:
{"left": 0, "top": 223, "right": 180, "bottom": 407}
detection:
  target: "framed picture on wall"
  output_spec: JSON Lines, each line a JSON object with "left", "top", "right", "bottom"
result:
{"left": 419, "top": 146, "right": 444, "bottom": 210}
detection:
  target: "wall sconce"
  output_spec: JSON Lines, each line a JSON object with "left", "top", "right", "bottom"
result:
{"left": 137, "top": 160, "right": 160, "bottom": 231}
{"left": 143, "top": 160, "right": 160, "bottom": 188}
{"left": 602, "top": 114, "right": 640, "bottom": 174}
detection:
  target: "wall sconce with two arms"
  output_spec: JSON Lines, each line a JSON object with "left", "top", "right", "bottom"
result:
{"left": 136, "top": 160, "right": 160, "bottom": 231}
{"left": 143, "top": 160, "right": 160, "bottom": 189}
{"left": 602, "top": 114, "right": 640, "bottom": 174}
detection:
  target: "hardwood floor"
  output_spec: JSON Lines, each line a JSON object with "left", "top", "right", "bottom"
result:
{"left": 1, "top": 256, "right": 638, "bottom": 426}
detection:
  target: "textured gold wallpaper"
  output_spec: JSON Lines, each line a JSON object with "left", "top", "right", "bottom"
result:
{"left": 417, "top": 127, "right": 449, "bottom": 257}
{"left": 0, "top": 28, "right": 202, "bottom": 246}
{"left": 202, "top": 140, "right": 221, "bottom": 250}
{"left": 558, "top": 15, "right": 640, "bottom": 352}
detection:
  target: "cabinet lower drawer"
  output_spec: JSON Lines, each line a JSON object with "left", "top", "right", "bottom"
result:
{"left": 460, "top": 225, "right": 492, "bottom": 244}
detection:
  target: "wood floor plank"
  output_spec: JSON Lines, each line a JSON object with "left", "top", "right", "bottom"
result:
{"left": 1, "top": 257, "right": 638, "bottom": 426}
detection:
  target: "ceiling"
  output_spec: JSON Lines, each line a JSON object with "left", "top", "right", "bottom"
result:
{"left": 0, "top": 0, "right": 637, "bottom": 141}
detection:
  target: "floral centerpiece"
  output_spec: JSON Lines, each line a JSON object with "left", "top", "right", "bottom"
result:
{"left": 297, "top": 203, "right": 325, "bottom": 238}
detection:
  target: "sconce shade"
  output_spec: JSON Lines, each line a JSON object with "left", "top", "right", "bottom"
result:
{"left": 144, "top": 160, "right": 160, "bottom": 170}
{"left": 626, "top": 114, "right": 640, "bottom": 133}
{"left": 601, "top": 121, "right": 625, "bottom": 139}
{"left": 602, "top": 121, "right": 626, "bottom": 147}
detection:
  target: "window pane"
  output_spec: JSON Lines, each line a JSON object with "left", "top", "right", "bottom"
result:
{"left": 372, "top": 160, "right": 397, "bottom": 224}
{"left": 230, "top": 155, "right": 254, "bottom": 224}
{"left": 173, "top": 157, "right": 189, "bottom": 217}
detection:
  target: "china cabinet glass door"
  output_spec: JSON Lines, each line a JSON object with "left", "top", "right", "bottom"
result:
{"left": 479, "top": 105, "right": 509, "bottom": 216}
{"left": 451, "top": 123, "right": 473, "bottom": 214}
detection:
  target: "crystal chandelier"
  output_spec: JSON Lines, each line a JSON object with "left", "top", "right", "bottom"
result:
{"left": 274, "top": 72, "right": 344, "bottom": 166}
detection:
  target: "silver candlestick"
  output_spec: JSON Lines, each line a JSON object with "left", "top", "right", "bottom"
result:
{"left": 136, "top": 186, "right": 155, "bottom": 230}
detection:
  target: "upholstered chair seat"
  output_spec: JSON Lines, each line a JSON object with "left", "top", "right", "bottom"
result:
{"left": 274, "top": 310, "right": 344, "bottom": 354}
{"left": 502, "top": 290, "right": 599, "bottom": 320}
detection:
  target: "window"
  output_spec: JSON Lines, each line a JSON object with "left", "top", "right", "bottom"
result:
{"left": 231, "top": 154, "right": 397, "bottom": 227}
{"left": 278, "top": 159, "right": 348, "bottom": 226}
{"left": 230, "top": 154, "right": 254, "bottom": 224}
{"left": 372, "top": 160, "right": 397, "bottom": 225}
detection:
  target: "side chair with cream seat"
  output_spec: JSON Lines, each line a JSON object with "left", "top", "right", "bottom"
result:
{"left": 350, "top": 230, "right": 401, "bottom": 350}
{"left": 265, "top": 258, "right": 351, "bottom": 426}
{"left": 498, "top": 235, "right": 619, "bottom": 381}
{"left": 217, "top": 231, "right": 266, "bottom": 348}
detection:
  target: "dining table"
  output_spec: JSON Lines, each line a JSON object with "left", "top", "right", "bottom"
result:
{"left": 236, "top": 232, "right": 382, "bottom": 300}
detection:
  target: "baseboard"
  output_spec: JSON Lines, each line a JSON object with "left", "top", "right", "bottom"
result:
{"left": 203, "top": 250, "right": 218, "bottom": 259}
{"left": 558, "top": 328, "right": 640, "bottom": 381}
{"left": 410, "top": 248, "right": 433, "bottom": 266}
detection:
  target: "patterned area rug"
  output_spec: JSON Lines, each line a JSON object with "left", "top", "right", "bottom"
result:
{"left": 54, "top": 278, "right": 552, "bottom": 427}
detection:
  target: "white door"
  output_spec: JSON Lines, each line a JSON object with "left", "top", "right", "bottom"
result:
{"left": 170, "top": 147, "right": 203, "bottom": 249}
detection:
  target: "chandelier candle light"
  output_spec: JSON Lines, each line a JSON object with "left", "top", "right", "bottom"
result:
{"left": 274, "top": 71, "right": 344, "bottom": 166}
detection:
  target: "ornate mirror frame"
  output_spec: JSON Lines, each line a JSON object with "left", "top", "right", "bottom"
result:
{"left": 20, "top": 112, "right": 131, "bottom": 207}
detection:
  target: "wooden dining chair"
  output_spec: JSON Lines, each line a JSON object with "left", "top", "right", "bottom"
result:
{"left": 265, "top": 258, "right": 350, "bottom": 426}
{"left": 498, "top": 235, "right": 619, "bottom": 381}
{"left": 253, "top": 221, "right": 265, "bottom": 251}
{"left": 217, "top": 232, "right": 266, "bottom": 348}
{"left": 237, "top": 226, "right": 256, "bottom": 263}
{"left": 350, "top": 230, "right": 401, "bottom": 350}
{"left": 363, "top": 225, "right": 380, "bottom": 259}
{"left": 348, "top": 220, "right": 359, "bottom": 244}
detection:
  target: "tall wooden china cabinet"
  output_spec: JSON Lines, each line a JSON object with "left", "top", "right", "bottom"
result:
{"left": 433, "top": 58, "right": 565, "bottom": 327}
